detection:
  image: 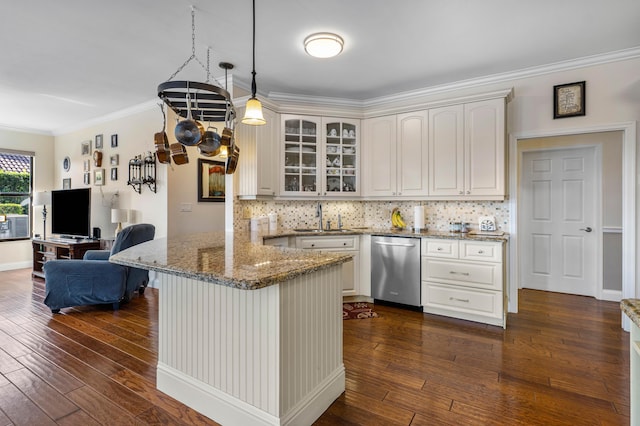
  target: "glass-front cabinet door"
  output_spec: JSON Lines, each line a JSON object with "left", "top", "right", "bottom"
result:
{"left": 282, "top": 115, "right": 320, "bottom": 195}
{"left": 322, "top": 118, "right": 359, "bottom": 196}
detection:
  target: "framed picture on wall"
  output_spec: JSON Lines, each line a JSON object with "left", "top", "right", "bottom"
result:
{"left": 63, "top": 178, "right": 71, "bottom": 189}
{"left": 83, "top": 172, "right": 90, "bottom": 185}
{"left": 94, "top": 169, "right": 104, "bottom": 186}
{"left": 110, "top": 154, "right": 119, "bottom": 166}
{"left": 95, "top": 134, "right": 104, "bottom": 149}
{"left": 197, "top": 159, "right": 225, "bottom": 202}
{"left": 553, "top": 81, "right": 586, "bottom": 119}
{"left": 83, "top": 159, "right": 90, "bottom": 172}
{"left": 111, "top": 134, "right": 118, "bottom": 148}
{"left": 111, "top": 167, "right": 118, "bottom": 181}
{"left": 81, "top": 140, "right": 91, "bottom": 156}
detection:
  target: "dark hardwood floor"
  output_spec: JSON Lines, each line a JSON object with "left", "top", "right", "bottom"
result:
{"left": 0, "top": 268, "right": 630, "bottom": 425}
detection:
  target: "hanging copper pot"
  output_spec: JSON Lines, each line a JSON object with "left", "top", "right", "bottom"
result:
{"left": 225, "top": 141, "right": 240, "bottom": 174}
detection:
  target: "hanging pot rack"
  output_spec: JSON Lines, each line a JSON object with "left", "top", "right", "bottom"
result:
{"left": 157, "top": 6, "right": 236, "bottom": 125}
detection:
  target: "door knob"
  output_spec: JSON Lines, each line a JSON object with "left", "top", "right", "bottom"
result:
{"left": 579, "top": 227, "right": 593, "bottom": 232}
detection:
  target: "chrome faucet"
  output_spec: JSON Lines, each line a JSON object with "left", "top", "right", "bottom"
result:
{"left": 316, "top": 202, "right": 323, "bottom": 231}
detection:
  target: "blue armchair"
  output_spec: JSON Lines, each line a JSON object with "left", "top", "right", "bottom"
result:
{"left": 43, "top": 224, "right": 155, "bottom": 313}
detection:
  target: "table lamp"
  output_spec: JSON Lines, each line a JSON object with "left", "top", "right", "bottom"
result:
{"left": 111, "top": 208, "right": 129, "bottom": 237}
{"left": 33, "top": 191, "right": 52, "bottom": 240}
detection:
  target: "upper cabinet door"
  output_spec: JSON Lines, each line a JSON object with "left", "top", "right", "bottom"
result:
{"left": 281, "top": 115, "right": 321, "bottom": 196}
{"left": 464, "top": 99, "right": 505, "bottom": 196}
{"left": 396, "top": 110, "right": 428, "bottom": 197}
{"left": 322, "top": 118, "right": 360, "bottom": 197}
{"left": 428, "top": 105, "right": 464, "bottom": 196}
{"left": 363, "top": 115, "right": 397, "bottom": 196}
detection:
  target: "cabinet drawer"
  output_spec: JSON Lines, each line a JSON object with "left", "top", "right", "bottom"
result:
{"left": 459, "top": 241, "right": 502, "bottom": 262}
{"left": 422, "top": 238, "right": 459, "bottom": 258}
{"left": 422, "top": 258, "right": 501, "bottom": 290}
{"left": 296, "top": 236, "right": 358, "bottom": 250}
{"left": 423, "top": 282, "right": 502, "bottom": 319}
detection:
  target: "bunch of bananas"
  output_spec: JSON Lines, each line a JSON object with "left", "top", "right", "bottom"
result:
{"left": 391, "top": 208, "right": 406, "bottom": 229}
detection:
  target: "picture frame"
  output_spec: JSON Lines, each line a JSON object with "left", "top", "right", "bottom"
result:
{"left": 83, "top": 159, "right": 90, "bottom": 172}
{"left": 63, "top": 178, "right": 71, "bottom": 189}
{"left": 197, "top": 159, "right": 225, "bottom": 202}
{"left": 553, "top": 81, "right": 586, "bottom": 119}
{"left": 111, "top": 167, "right": 118, "bottom": 181}
{"left": 63, "top": 156, "right": 71, "bottom": 172}
{"left": 94, "top": 168, "right": 105, "bottom": 186}
{"left": 81, "top": 140, "right": 91, "bottom": 156}
{"left": 110, "top": 154, "right": 119, "bottom": 166}
{"left": 95, "top": 134, "right": 104, "bottom": 149}
{"left": 111, "top": 134, "right": 118, "bottom": 148}
{"left": 83, "top": 171, "right": 90, "bottom": 185}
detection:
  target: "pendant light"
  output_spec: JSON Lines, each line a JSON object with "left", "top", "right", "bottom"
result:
{"left": 242, "top": 0, "right": 266, "bottom": 125}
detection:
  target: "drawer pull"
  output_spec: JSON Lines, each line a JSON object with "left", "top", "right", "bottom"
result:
{"left": 343, "top": 242, "right": 347, "bottom": 246}
{"left": 449, "top": 271, "right": 470, "bottom": 276}
{"left": 449, "top": 297, "right": 469, "bottom": 303}
{"left": 437, "top": 247, "right": 443, "bottom": 251}
{"left": 311, "top": 244, "right": 315, "bottom": 247}
{"left": 478, "top": 250, "right": 484, "bottom": 254}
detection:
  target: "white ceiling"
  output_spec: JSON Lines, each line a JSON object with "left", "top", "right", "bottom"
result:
{"left": 1, "top": 0, "right": 639, "bottom": 134}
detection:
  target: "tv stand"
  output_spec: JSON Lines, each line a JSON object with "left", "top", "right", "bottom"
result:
{"left": 32, "top": 238, "right": 101, "bottom": 279}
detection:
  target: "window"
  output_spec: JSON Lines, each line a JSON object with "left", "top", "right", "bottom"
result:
{"left": 0, "top": 151, "right": 33, "bottom": 241}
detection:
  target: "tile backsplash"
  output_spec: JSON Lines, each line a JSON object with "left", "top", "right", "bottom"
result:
{"left": 235, "top": 199, "right": 509, "bottom": 232}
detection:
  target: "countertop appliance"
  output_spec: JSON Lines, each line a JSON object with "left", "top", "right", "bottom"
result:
{"left": 371, "top": 235, "right": 421, "bottom": 307}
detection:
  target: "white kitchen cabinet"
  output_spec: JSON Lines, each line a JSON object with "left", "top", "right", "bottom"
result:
{"left": 281, "top": 115, "right": 360, "bottom": 198}
{"left": 295, "top": 235, "right": 360, "bottom": 296}
{"left": 421, "top": 238, "right": 506, "bottom": 328}
{"left": 321, "top": 117, "right": 360, "bottom": 197}
{"left": 236, "top": 107, "right": 279, "bottom": 198}
{"left": 428, "top": 99, "right": 505, "bottom": 198}
{"left": 281, "top": 114, "right": 321, "bottom": 196}
{"left": 363, "top": 110, "right": 428, "bottom": 197}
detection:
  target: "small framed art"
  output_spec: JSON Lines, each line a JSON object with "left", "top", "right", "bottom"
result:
{"left": 83, "top": 159, "right": 90, "bottom": 172}
{"left": 111, "top": 134, "right": 118, "bottom": 148}
{"left": 81, "top": 140, "right": 91, "bottom": 156}
{"left": 94, "top": 168, "right": 105, "bottom": 186}
{"left": 553, "top": 81, "right": 585, "bottom": 119}
{"left": 95, "top": 134, "right": 104, "bottom": 149}
{"left": 110, "top": 154, "right": 119, "bottom": 166}
{"left": 63, "top": 178, "right": 71, "bottom": 189}
{"left": 111, "top": 167, "right": 118, "bottom": 181}
{"left": 83, "top": 172, "right": 90, "bottom": 185}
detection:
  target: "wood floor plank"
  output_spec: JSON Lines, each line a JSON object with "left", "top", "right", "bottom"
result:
{"left": 4, "top": 368, "right": 79, "bottom": 420}
{"left": 0, "top": 381, "right": 57, "bottom": 426}
{"left": 0, "top": 269, "right": 631, "bottom": 425}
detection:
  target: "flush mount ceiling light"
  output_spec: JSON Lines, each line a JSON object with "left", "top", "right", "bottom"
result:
{"left": 304, "top": 33, "right": 344, "bottom": 58}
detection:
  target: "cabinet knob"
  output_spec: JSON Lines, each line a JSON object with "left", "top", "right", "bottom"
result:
{"left": 437, "top": 247, "right": 443, "bottom": 251}
{"left": 478, "top": 250, "right": 484, "bottom": 254}
{"left": 343, "top": 242, "right": 347, "bottom": 246}
{"left": 459, "top": 191, "right": 464, "bottom": 195}
{"left": 466, "top": 191, "right": 471, "bottom": 195}
{"left": 398, "top": 192, "right": 402, "bottom": 195}
{"left": 392, "top": 192, "right": 396, "bottom": 195}
{"left": 311, "top": 244, "right": 315, "bottom": 247}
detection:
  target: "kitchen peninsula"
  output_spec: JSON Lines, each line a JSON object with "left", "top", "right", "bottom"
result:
{"left": 110, "top": 231, "right": 351, "bottom": 426}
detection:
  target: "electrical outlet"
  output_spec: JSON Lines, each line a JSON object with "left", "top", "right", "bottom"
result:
{"left": 180, "top": 203, "right": 192, "bottom": 212}
{"left": 243, "top": 208, "right": 251, "bottom": 219}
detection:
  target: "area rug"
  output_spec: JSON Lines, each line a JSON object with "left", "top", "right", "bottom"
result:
{"left": 343, "top": 302, "right": 379, "bottom": 320}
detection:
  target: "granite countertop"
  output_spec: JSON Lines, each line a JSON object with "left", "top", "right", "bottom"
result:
{"left": 109, "top": 231, "right": 351, "bottom": 290}
{"left": 621, "top": 299, "right": 640, "bottom": 328}
{"left": 263, "top": 227, "right": 509, "bottom": 242}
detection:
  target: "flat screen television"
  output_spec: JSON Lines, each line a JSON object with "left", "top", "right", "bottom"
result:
{"left": 51, "top": 188, "right": 91, "bottom": 239}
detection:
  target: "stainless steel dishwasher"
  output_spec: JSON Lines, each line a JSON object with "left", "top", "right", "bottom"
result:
{"left": 371, "top": 235, "right": 421, "bottom": 307}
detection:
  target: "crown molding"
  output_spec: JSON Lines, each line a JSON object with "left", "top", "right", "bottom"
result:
{"left": 0, "top": 124, "right": 54, "bottom": 136}
{"left": 52, "top": 99, "right": 159, "bottom": 136}
{"left": 265, "top": 46, "right": 640, "bottom": 115}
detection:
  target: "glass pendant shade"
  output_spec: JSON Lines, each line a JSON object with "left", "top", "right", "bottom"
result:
{"left": 242, "top": 97, "right": 266, "bottom": 125}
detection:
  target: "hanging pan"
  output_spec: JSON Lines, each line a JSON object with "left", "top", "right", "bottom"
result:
{"left": 198, "top": 125, "right": 222, "bottom": 157}
{"left": 174, "top": 92, "right": 202, "bottom": 146}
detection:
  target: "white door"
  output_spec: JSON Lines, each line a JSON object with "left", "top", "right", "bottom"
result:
{"left": 520, "top": 147, "right": 598, "bottom": 296}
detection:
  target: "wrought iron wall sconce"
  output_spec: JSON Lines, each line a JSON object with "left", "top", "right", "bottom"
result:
{"left": 127, "top": 152, "right": 157, "bottom": 193}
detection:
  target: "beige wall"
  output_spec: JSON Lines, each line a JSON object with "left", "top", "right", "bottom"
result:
{"left": 53, "top": 106, "right": 168, "bottom": 239}
{"left": 0, "top": 128, "right": 54, "bottom": 270}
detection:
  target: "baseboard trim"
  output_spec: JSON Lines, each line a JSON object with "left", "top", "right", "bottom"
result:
{"left": 0, "top": 262, "right": 31, "bottom": 272}
{"left": 157, "top": 363, "right": 345, "bottom": 426}
{"left": 600, "top": 289, "right": 622, "bottom": 302}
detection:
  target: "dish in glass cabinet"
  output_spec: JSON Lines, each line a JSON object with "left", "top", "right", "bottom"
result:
{"left": 301, "top": 147, "right": 315, "bottom": 153}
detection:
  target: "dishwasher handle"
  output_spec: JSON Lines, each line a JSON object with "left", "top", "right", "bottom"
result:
{"left": 373, "top": 241, "right": 417, "bottom": 248}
